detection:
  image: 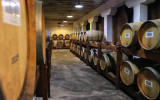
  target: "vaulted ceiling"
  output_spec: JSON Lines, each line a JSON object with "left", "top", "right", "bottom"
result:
{"left": 43, "top": 0, "right": 107, "bottom": 23}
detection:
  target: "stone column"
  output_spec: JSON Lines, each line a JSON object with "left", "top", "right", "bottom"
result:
{"left": 126, "top": 0, "right": 155, "bottom": 22}
{"left": 101, "top": 7, "right": 117, "bottom": 42}
{"left": 80, "top": 21, "right": 87, "bottom": 32}
{"left": 88, "top": 16, "right": 98, "bottom": 30}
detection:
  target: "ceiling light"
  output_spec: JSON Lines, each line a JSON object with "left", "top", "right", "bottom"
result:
{"left": 67, "top": 15, "right": 73, "bottom": 18}
{"left": 60, "top": 24, "right": 64, "bottom": 26}
{"left": 63, "top": 20, "right": 68, "bottom": 22}
{"left": 75, "top": 1, "right": 83, "bottom": 8}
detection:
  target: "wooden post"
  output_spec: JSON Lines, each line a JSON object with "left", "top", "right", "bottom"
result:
{"left": 36, "top": 64, "right": 48, "bottom": 100}
{"left": 97, "top": 42, "right": 102, "bottom": 74}
{"left": 116, "top": 46, "right": 122, "bottom": 89}
{"left": 80, "top": 41, "right": 82, "bottom": 59}
{"left": 86, "top": 42, "right": 90, "bottom": 65}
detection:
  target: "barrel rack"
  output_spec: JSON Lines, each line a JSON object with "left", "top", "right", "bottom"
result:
{"left": 70, "top": 40, "right": 121, "bottom": 89}
{"left": 35, "top": 40, "right": 53, "bottom": 100}
{"left": 52, "top": 39, "right": 70, "bottom": 49}
{"left": 121, "top": 45, "right": 160, "bottom": 100}
{"left": 70, "top": 40, "right": 160, "bottom": 100}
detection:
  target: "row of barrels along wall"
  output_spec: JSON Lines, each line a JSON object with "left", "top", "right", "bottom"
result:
{"left": 120, "top": 59, "right": 160, "bottom": 99}
{"left": 52, "top": 34, "right": 70, "bottom": 40}
{"left": 70, "top": 30, "right": 103, "bottom": 42}
{"left": 120, "top": 19, "right": 160, "bottom": 50}
{"left": 120, "top": 19, "right": 160, "bottom": 99}
{"left": 0, "top": 0, "right": 50, "bottom": 99}
{"left": 71, "top": 43, "right": 160, "bottom": 100}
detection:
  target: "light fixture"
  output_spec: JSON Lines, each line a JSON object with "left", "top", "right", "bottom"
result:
{"left": 63, "top": 20, "right": 68, "bottom": 22}
{"left": 60, "top": 24, "right": 64, "bottom": 26}
{"left": 67, "top": 15, "right": 73, "bottom": 18}
{"left": 75, "top": 1, "right": 83, "bottom": 8}
{"left": 67, "top": 10, "right": 73, "bottom": 18}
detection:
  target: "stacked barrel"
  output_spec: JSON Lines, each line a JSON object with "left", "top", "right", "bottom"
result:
{"left": 120, "top": 19, "right": 160, "bottom": 99}
{"left": 0, "top": 0, "right": 52, "bottom": 99}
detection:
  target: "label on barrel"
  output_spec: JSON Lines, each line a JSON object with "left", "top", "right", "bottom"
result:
{"left": 124, "top": 68, "right": 130, "bottom": 75}
{"left": 2, "top": 0, "right": 21, "bottom": 26}
{"left": 146, "top": 32, "right": 154, "bottom": 38}
{"left": 125, "top": 33, "right": 130, "bottom": 38}
{"left": 145, "top": 80, "right": 153, "bottom": 87}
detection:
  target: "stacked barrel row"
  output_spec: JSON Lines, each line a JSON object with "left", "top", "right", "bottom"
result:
{"left": 120, "top": 19, "right": 160, "bottom": 99}
{"left": 70, "top": 30, "right": 104, "bottom": 42}
{"left": 52, "top": 34, "right": 70, "bottom": 40}
{"left": 120, "top": 19, "right": 160, "bottom": 50}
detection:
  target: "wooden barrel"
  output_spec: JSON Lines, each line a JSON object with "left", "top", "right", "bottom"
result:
{"left": 81, "top": 47, "right": 85, "bottom": 57}
{"left": 52, "top": 34, "right": 58, "bottom": 40}
{"left": 100, "top": 52, "right": 128, "bottom": 71}
{"left": 137, "top": 65, "right": 160, "bottom": 99}
{"left": 80, "top": 32, "right": 84, "bottom": 41}
{"left": 77, "top": 45, "right": 80, "bottom": 55}
{"left": 88, "top": 49, "right": 97, "bottom": 62}
{"left": 138, "top": 19, "right": 160, "bottom": 50}
{"left": 65, "top": 34, "right": 70, "bottom": 40}
{"left": 120, "top": 22, "right": 143, "bottom": 47}
{"left": 0, "top": 0, "right": 36, "bottom": 99}
{"left": 73, "top": 33, "right": 76, "bottom": 40}
{"left": 120, "top": 59, "right": 155, "bottom": 86}
{"left": 70, "top": 43, "right": 73, "bottom": 50}
{"left": 84, "top": 30, "right": 103, "bottom": 42}
{"left": 35, "top": 1, "right": 46, "bottom": 65}
{"left": 65, "top": 42, "right": 70, "bottom": 47}
{"left": 59, "top": 34, "right": 63, "bottom": 40}
{"left": 93, "top": 51, "right": 98, "bottom": 65}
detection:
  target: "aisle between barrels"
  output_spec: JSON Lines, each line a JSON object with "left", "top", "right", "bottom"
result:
{"left": 50, "top": 49, "right": 132, "bottom": 100}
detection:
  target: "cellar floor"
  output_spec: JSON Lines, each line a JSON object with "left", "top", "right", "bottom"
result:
{"left": 50, "top": 49, "right": 132, "bottom": 100}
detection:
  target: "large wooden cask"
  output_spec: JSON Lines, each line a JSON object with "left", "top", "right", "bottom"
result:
{"left": 137, "top": 65, "right": 160, "bottom": 99}
{"left": 100, "top": 52, "right": 128, "bottom": 71}
{"left": 59, "top": 34, "right": 63, "bottom": 40}
{"left": 35, "top": 1, "right": 46, "bottom": 65}
{"left": 93, "top": 51, "right": 98, "bottom": 66}
{"left": 77, "top": 45, "right": 80, "bottom": 55}
{"left": 120, "top": 59, "right": 154, "bottom": 86}
{"left": 65, "top": 34, "right": 70, "bottom": 40}
{"left": 52, "top": 34, "right": 58, "bottom": 40}
{"left": 88, "top": 49, "right": 97, "bottom": 63}
{"left": 81, "top": 47, "right": 85, "bottom": 57}
{"left": 120, "top": 22, "right": 143, "bottom": 47}
{"left": 138, "top": 19, "right": 160, "bottom": 50}
{"left": 84, "top": 30, "right": 103, "bottom": 42}
{"left": 0, "top": 0, "right": 36, "bottom": 99}
{"left": 80, "top": 32, "right": 84, "bottom": 41}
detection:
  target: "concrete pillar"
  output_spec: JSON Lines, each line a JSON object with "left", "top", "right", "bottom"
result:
{"left": 80, "top": 21, "right": 87, "bottom": 32}
{"left": 126, "top": 0, "right": 155, "bottom": 22}
{"left": 88, "top": 16, "right": 98, "bottom": 30}
{"left": 101, "top": 8, "right": 117, "bottom": 42}
{"left": 76, "top": 24, "right": 81, "bottom": 33}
